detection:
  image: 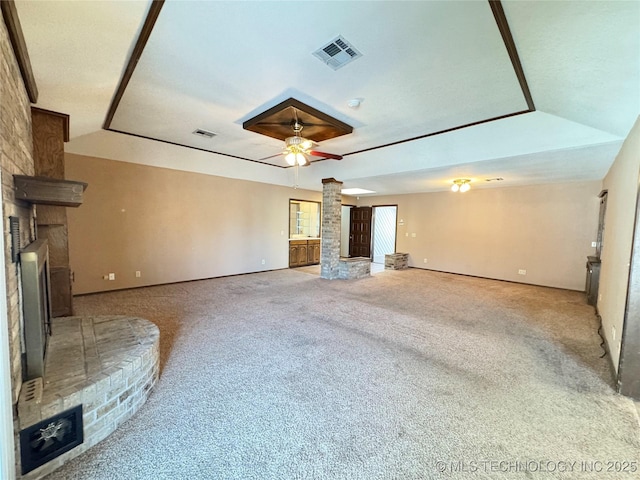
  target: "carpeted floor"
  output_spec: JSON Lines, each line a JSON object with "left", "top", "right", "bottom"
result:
{"left": 45, "top": 268, "right": 639, "bottom": 479}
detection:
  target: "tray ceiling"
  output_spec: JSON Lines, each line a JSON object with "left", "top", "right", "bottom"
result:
{"left": 14, "top": 0, "right": 639, "bottom": 194}
{"left": 106, "top": 0, "right": 530, "bottom": 167}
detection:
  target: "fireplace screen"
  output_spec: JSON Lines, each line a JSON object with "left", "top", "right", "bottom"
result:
{"left": 20, "top": 238, "right": 52, "bottom": 379}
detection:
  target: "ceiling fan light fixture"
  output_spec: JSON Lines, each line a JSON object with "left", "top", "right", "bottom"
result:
{"left": 451, "top": 178, "right": 471, "bottom": 192}
{"left": 296, "top": 153, "right": 308, "bottom": 166}
{"left": 285, "top": 152, "right": 297, "bottom": 166}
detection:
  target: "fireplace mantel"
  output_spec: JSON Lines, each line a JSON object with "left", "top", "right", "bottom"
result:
{"left": 13, "top": 175, "right": 87, "bottom": 207}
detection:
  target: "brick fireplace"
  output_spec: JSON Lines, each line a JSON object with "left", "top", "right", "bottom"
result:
{"left": 1, "top": 15, "right": 160, "bottom": 480}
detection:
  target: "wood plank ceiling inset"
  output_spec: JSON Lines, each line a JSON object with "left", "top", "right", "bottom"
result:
{"left": 242, "top": 98, "right": 353, "bottom": 142}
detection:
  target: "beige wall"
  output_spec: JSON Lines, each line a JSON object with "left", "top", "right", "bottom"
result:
{"left": 360, "top": 181, "right": 601, "bottom": 290}
{"left": 598, "top": 117, "right": 640, "bottom": 371}
{"left": 66, "top": 153, "right": 323, "bottom": 294}
{"left": 68, "top": 152, "right": 606, "bottom": 293}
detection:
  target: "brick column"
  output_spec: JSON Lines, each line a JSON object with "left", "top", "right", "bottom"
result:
{"left": 321, "top": 178, "right": 343, "bottom": 279}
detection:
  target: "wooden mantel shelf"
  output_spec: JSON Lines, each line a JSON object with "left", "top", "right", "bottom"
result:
{"left": 14, "top": 175, "right": 88, "bottom": 207}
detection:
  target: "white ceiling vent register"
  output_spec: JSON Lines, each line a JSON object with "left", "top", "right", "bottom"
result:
{"left": 192, "top": 129, "right": 216, "bottom": 139}
{"left": 313, "top": 35, "right": 362, "bottom": 70}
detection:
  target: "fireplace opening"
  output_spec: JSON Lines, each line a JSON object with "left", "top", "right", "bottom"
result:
{"left": 20, "top": 238, "right": 53, "bottom": 380}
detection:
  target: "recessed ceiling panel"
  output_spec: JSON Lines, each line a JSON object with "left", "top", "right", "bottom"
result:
{"left": 108, "top": 0, "right": 529, "bottom": 167}
{"left": 242, "top": 98, "right": 353, "bottom": 142}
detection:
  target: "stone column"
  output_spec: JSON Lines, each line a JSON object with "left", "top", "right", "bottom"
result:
{"left": 321, "top": 178, "right": 343, "bottom": 279}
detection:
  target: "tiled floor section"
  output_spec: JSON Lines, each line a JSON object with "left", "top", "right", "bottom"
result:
{"left": 16, "top": 315, "right": 159, "bottom": 479}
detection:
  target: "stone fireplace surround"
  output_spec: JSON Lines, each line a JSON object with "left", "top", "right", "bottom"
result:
{"left": 16, "top": 315, "right": 159, "bottom": 479}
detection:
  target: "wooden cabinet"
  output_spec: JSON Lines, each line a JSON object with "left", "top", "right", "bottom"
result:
{"left": 289, "top": 239, "right": 320, "bottom": 267}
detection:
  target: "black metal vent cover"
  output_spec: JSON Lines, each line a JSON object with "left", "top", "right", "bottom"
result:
{"left": 20, "top": 405, "right": 84, "bottom": 474}
{"left": 10, "top": 216, "right": 19, "bottom": 263}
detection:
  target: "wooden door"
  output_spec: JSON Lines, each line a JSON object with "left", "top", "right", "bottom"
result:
{"left": 349, "top": 207, "right": 372, "bottom": 258}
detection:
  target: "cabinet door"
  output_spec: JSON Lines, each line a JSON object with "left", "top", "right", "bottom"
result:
{"left": 289, "top": 241, "right": 308, "bottom": 267}
{"left": 289, "top": 245, "right": 299, "bottom": 267}
{"left": 308, "top": 242, "right": 320, "bottom": 265}
{"left": 298, "top": 244, "right": 308, "bottom": 266}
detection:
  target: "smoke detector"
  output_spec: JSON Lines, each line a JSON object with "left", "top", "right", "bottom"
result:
{"left": 313, "top": 35, "right": 363, "bottom": 70}
{"left": 348, "top": 98, "right": 363, "bottom": 109}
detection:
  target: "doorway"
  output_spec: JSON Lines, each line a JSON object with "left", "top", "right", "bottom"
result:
{"left": 346, "top": 205, "right": 398, "bottom": 261}
{"left": 341, "top": 205, "right": 353, "bottom": 257}
{"left": 372, "top": 206, "right": 398, "bottom": 264}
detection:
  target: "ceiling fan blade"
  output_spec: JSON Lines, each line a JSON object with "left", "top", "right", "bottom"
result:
{"left": 308, "top": 150, "right": 343, "bottom": 160}
{"left": 259, "top": 153, "right": 286, "bottom": 161}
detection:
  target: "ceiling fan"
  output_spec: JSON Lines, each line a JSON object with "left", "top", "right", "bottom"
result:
{"left": 243, "top": 98, "right": 351, "bottom": 167}
{"left": 281, "top": 119, "right": 343, "bottom": 167}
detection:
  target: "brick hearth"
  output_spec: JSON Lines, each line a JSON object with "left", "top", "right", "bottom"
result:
{"left": 16, "top": 315, "right": 159, "bottom": 479}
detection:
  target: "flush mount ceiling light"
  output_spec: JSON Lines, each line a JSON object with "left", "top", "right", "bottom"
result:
{"left": 451, "top": 178, "right": 471, "bottom": 193}
{"left": 341, "top": 188, "right": 376, "bottom": 195}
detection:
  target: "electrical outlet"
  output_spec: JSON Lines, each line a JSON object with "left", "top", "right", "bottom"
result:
{"left": 280, "top": 230, "right": 284, "bottom": 236}
{"left": 108, "top": 273, "right": 115, "bottom": 281}
{"left": 261, "top": 259, "right": 266, "bottom": 265}
{"left": 135, "top": 271, "right": 141, "bottom": 278}
{"left": 405, "top": 232, "right": 409, "bottom": 237}
{"left": 411, "top": 233, "right": 416, "bottom": 238}
{"left": 423, "top": 258, "right": 428, "bottom": 264}
{"left": 591, "top": 241, "right": 597, "bottom": 248}
{"left": 518, "top": 269, "right": 526, "bottom": 275}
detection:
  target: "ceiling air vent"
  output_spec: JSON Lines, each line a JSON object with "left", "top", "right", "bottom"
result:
{"left": 192, "top": 129, "right": 216, "bottom": 139}
{"left": 313, "top": 35, "right": 362, "bottom": 71}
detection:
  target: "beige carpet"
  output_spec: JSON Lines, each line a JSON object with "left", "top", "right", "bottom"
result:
{"left": 45, "top": 268, "right": 640, "bottom": 479}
